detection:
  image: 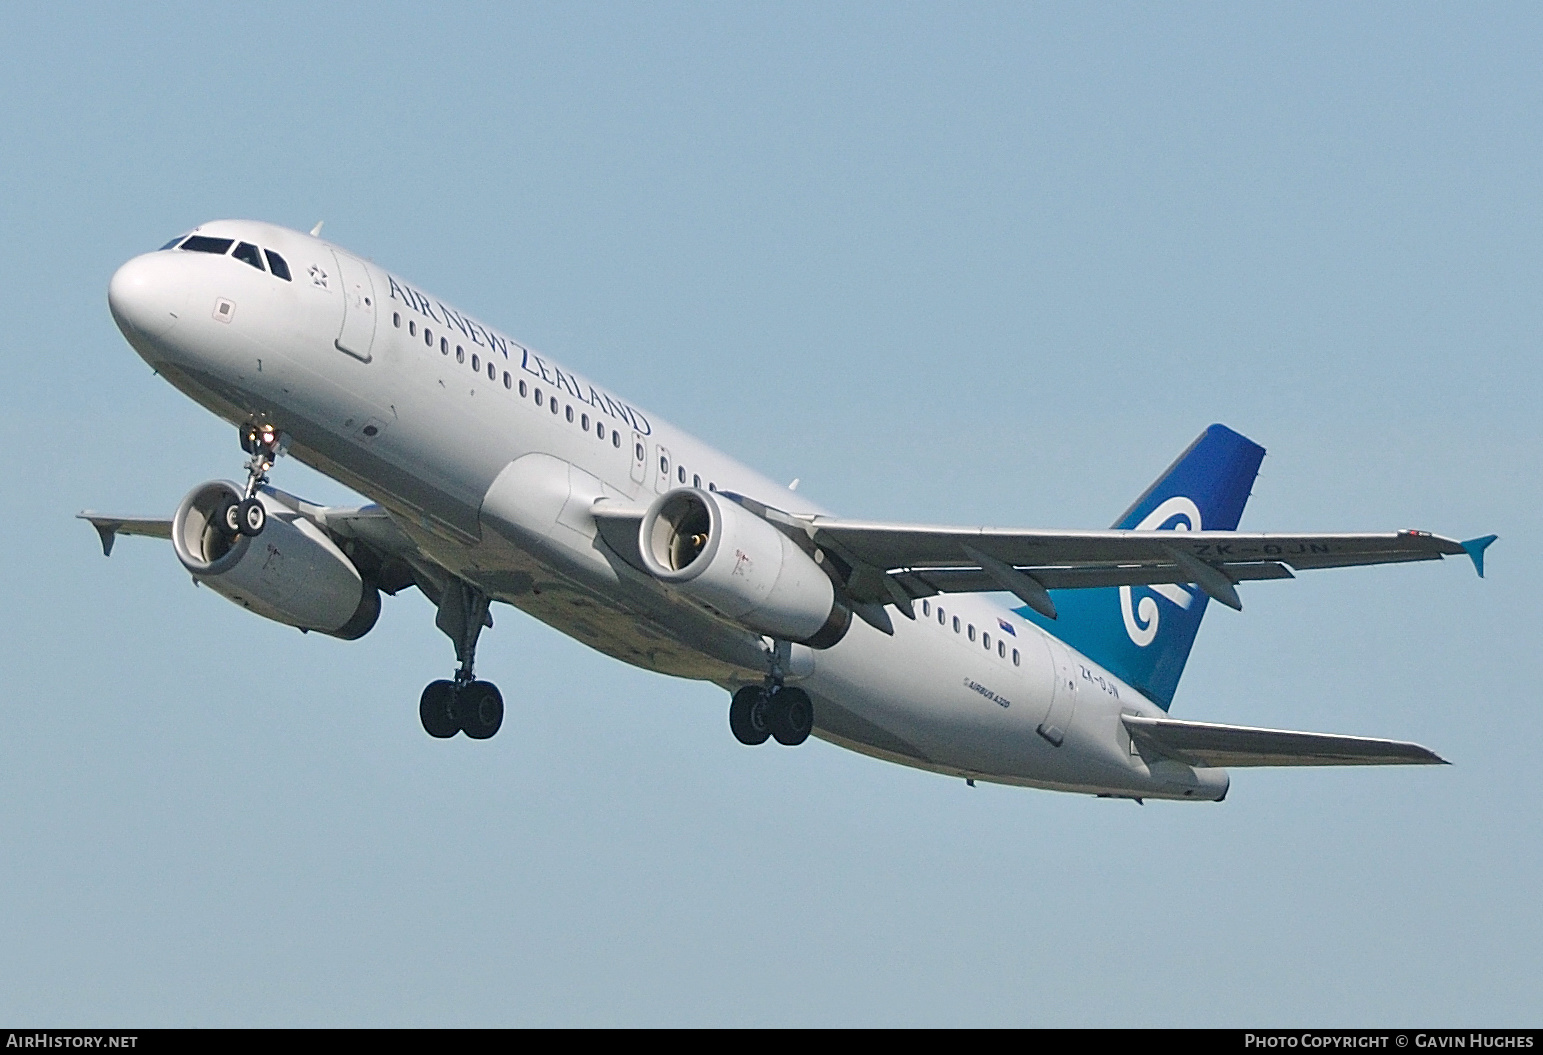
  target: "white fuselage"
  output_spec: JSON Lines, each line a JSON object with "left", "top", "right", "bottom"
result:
{"left": 108, "top": 220, "right": 1227, "bottom": 801}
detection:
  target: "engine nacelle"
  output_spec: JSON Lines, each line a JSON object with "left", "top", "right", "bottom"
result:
{"left": 638, "top": 488, "right": 849, "bottom": 648}
{"left": 171, "top": 481, "right": 380, "bottom": 640}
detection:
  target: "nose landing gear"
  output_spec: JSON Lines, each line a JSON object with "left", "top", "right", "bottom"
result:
{"left": 420, "top": 579, "right": 505, "bottom": 740}
{"left": 219, "top": 421, "right": 286, "bottom": 538}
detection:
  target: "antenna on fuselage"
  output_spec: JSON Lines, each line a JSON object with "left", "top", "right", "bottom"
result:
{"left": 309, "top": 221, "right": 324, "bottom": 237}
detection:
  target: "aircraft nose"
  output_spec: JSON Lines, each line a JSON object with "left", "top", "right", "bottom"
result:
{"left": 108, "top": 253, "right": 188, "bottom": 341}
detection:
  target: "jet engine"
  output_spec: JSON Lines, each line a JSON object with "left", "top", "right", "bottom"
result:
{"left": 171, "top": 481, "right": 380, "bottom": 639}
{"left": 638, "top": 488, "right": 849, "bottom": 648}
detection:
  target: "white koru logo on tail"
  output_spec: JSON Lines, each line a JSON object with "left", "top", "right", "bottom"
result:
{"left": 1120, "top": 496, "right": 1202, "bottom": 647}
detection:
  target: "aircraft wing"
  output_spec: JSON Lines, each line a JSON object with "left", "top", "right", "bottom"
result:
{"left": 78, "top": 513, "right": 173, "bottom": 557}
{"left": 78, "top": 497, "right": 426, "bottom": 596}
{"left": 796, "top": 516, "right": 1494, "bottom": 617}
{"left": 1122, "top": 714, "right": 1447, "bottom": 767}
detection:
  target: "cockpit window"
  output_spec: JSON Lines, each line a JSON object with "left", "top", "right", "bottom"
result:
{"left": 232, "top": 242, "right": 265, "bottom": 271}
{"left": 180, "top": 236, "right": 234, "bottom": 255}
{"left": 159, "top": 236, "right": 186, "bottom": 251}
{"left": 264, "top": 250, "right": 291, "bottom": 281}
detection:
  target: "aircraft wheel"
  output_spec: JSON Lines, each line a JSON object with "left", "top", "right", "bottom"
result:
{"left": 769, "top": 686, "right": 813, "bottom": 746}
{"left": 457, "top": 681, "right": 504, "bottom": 740}
{"left": 729, "top": 686, "right": 771, "bottom": 745}
{"left": 420, "top": 680, "right": 459, "bottom": 738}
{"left": 237, "top": 497, "right": 266, "bottom": 537}
{"left": 218, "top": 496, "right": 242, "bottom": 536}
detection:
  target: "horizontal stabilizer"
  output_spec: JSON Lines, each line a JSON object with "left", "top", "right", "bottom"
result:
{"left": 78, "top": 513, "right": 173, "bottom": 557}
{"left": 1122, "top": 714, "right": 1447, "bottom": 768}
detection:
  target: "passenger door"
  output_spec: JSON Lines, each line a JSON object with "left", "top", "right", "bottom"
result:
{"left": 1038, "top": 640, "right": 1079, "bottom": 747}
{"left": 330, "top": 250, "right": 377, "bottom": 362}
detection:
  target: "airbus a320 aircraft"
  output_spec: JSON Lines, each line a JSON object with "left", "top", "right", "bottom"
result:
{"left": 86, "top": 220, "right": 1496, "bottom": 802}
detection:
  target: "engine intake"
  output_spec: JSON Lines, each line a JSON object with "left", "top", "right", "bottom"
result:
{"left": 171, "top": 481, "right": 380, "bottom": 639}
{"left": 639, "top": 488, "right": 849, "bottom": 648}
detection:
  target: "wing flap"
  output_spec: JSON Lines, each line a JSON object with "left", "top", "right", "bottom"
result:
{"left": 1122, "top": 714, "right": 1447, "bottom": 768}
{"left": 894, "top": 559, "right": 1296, "bottom": 596}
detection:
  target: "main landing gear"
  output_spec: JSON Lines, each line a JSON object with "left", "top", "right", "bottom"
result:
{"left": 217, "top": 421, "right": 285, "bottom": 538}
{"left": 420, "top": 579, "right": 504, "bottom": 740}
{"left": 729, "top": 639, "right": 814, "bottom": 747}
{"left": 729, "top": 684, "right": 814, "bottom": 746}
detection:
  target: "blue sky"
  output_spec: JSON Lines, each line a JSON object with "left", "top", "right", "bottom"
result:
{"left": 1, "top": 3, "right": 1538, "bottom": 1025}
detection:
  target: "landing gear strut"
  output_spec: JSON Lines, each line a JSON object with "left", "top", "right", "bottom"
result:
{"left": 420, "top": 579, "right": 504, "bottom": 740}
{"left": 220, "top": 421, "right": 285, "bottom": 538}
{"left": 728, "top": 639, "right": 813, "bottom": 747}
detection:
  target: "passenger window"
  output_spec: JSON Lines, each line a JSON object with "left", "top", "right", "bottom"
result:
{"left": 472, "top": 354, "right": 480, "bottom": 372}
{"left": 998, "top": 641, "right": 1006, "bottom": 658}
{"left": 441, "top": 337, "right": 448, "bottom": 354}
{"left": 519, "top": 380, "right": 528, "bottom": 397}
{"left": 922, "top": 600, "right": 930, "bottom": 617}
{"left": 612, "top": 431, "right": 621, "bottom": 448}
{"left": 597, "top": 422, "right": 605, "bottom": 439}
{"left": 264, "top": 250, "right": 291, "bottom": 280}
{"left": 693, "top": 474, "right": 700, "bottom": 488}
{"left": 535, "top": 389, "right": 543, "bottom": 406}
{"left": 659, "top": 456, "right": 667, "bottom": 473}
{"left": 581, "top": 413, "right": 590, "bottom": 430}
{"left": 393, "top": 312, "right": 401, "bottom": 328}
{"left": 180, "top": 235, "right": 234, "bottom": 255}
{"left": 409, "top": 321, "right": 417, "bottom": 336}
{"left": 952, "top": 616, "right": 960, "bottom": 633}
{"left": 504, "top": 372, "right": 512, "bottom": 389}
{"left": 550, "top": 399, "right": 559, "bottom": 415}
{"left": 488, "top": 362, "right": 495, "bottom": 381}
{"left": 968, "top": 625, "right": 976, "bottom": 642}
{"left": 1012, "top": 649, "right": 1020, "bottom": 666}
{"left": 708, "top": 482, "right": 716, "bottom": 492}
{"left": 983, "top": 632, "right": 991, "bottom": 650}
{"left": 677, "top": 466, "right": 686, "bottom": 483}
{"left": 233, "top": 242, "right": 265, "bottom": 271}
{"left": 937, "top": 607, "right": 945, "bottom": 624}
{"left": 456, "top": 346, "right": 465, "bottom": 364}
{"left": 424, "top": 329, "right": 433, "bottom": 346}
{"left": 565, "top": 405, "right": 574, "bottom": 423}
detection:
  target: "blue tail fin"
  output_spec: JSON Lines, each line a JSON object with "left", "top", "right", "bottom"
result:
{"left": 1016, "top": 424, "right": 1266, "bottom": 711}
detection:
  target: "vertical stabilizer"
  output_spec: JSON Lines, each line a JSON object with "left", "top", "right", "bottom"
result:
{"left": 1016, "top": 424, "right": 1266, "bottom": 710}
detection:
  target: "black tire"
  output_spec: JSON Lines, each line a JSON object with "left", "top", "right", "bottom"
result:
{"left": 457, "top": 681, "right": 504, "bottom": 740}
{"left": 238, "top": 497, "right": 266, "bottom": 537}
{"left": 419, "top": 680, "right": 459, "bottom": 738}
{"left": 769, "top": 686, "right": 814, "bottom": 746}
{"left": 218, "top": 496, "right": 242, "bottom": 536}
{"left": 728, "top": 686, "right": 771, "bottom": 745}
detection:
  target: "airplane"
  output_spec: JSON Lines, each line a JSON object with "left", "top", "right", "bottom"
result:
{"left": 84, "top": 219, "right": 1496, "bottom": 802}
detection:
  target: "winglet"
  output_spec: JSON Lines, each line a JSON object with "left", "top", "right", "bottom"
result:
{"left": 1460, "top": 535, "right": 1497, "bottom": 578}
{"left": 79, "top": 513, "right": 120, "bottom": 557}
